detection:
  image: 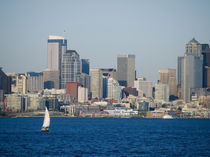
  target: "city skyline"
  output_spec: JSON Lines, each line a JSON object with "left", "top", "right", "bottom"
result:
{"left": 1, "top": 0, "right": 210, "bottom": 82}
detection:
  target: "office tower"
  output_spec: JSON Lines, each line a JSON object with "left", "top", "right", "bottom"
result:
{"left": 202, "top": 44, "right": 210, "bottom": 88}
{"left": 26, "top": 72, "right": 44, "bottom": 93}
{"left": 107, "top": 78, "right": 122, "bottom": 102}
{"left": 43, "top": 69, "right": 59, "bottom": 89}
{"left": 66, "top": 82, "right": 81, "bottom": 101}
{"left": 0, "top": 68, "right": 11, "bottom": 94}
{"left": 90, "top": 68, "right": 103, "bottom": 99}
{"left": 47, "top": 35, "right": 67, "bottom": 88}
{"left": 158, "top": 69, "right": 177, "bottom": 96}
{"left": 78, "top": 86, "right": 88, "bottom": 103}
{"left": 178, "top": 38, "right": 203, "bottom": 102}
{"left": 61, "top": 50, "right": 81, "bottom": 89}
{"left": 101, "top": 68, "right": 117, "bottom": 80}
{"left": 117, "top": 54, "right": 135, "bottom": 87}
{"left": 81, "top": 59, "right": 90, "bottom": 75}
{"left": 155, "top": 82, "right": 169, "bottom": 102}
{"left": 16, "top": 74, "right": 27, "bottom": 94}
{"left": 102, "top": 77, "right": 108, "bottom": 99}
{"left": 47, "top": 35, "right": 67, "bottom": 71}
{"left": 134, "top": 77, "right": 153, "bottom": 98}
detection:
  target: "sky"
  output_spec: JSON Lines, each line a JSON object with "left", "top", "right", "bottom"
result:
{"left": 0, "top": 0, "right": 210, "bottom": 83}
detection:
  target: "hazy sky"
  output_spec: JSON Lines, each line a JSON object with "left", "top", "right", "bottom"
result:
{"left": 1, "top": 0, "right": 210, "bottom": 83}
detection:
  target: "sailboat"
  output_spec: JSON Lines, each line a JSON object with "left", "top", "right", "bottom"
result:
{"left": 41, "top": 107, "right": 50, "bottom": 132}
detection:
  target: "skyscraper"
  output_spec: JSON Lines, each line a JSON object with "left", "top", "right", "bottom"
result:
{"left": 81, "top": 59, "right": 90, "bottom": 75}
{"left": 202, "top": 44, "right": 210, "bottom": 88}
{"left": 117, "top": 54, "right": 135, "bottom": 87}
{"left": 178, "top": 38, "right": 203, "bottom": 102}
{"left": 47, "top": 35, "right": 67, "bottom": 71}
{"left": 61, "top": 50, "right": 81, "bottom": 89}
{"left": 158, "top": 69, "right": 177, "bottom": 96}
{"left": 47, "top": 35, "right": 67, "bottom": 88}
{"left": 90, "top": 68, "right": 103, "bottom": 99}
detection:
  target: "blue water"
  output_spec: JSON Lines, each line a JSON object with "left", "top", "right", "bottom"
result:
{"left": 0, "top": 118, "right": 210, "bottom": 157}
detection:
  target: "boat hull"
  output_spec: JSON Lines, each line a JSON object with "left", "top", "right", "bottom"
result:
{"left": 41, "top": 127, "right": 49, "bottom": 132}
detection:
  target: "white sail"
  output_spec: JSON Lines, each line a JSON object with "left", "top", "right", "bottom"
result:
{"left": 42, "top": 107, "right": 50, "bottom": 128}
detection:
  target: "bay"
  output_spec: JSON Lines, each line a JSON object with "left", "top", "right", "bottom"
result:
{"left": 0, "top": 118, "right": 210, "bottom": 156}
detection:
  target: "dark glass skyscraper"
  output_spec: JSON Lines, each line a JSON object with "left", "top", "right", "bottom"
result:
{"left": 81, "top": 59, "right": 90, "bottom": 75}
{"left": 61, "top": 50, "right": 81, "bottom": 89}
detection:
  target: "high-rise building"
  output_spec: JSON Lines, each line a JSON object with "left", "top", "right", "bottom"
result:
{"left": 134, "top": 77, "right": 153, "bottom": 98}
{"left": 178, "top": 38, "right": 203, "bottom": 102}
{"left": 90, "top": 68, "right": 103, "bottom": 99}
{"left": 47, "top": 35, "right": 67, "bottom": 88}
{"left": 158, "top": 69, "right": 177, "bottom": 96}
{"left": 107, "top": 78, "right": 122, "bottom": 102}
{"left": 0, "top": 68, "right": 11, "bottom": 94}
{"left": 43, "top": 69, "right": 59, "bottom": 89}
{"left": 16, "top": 74, "right": 27, "bottom": 94}
{"left": 26, "top": 72, "right": 44, "bottom": 93}
{"left": 117, "top": 54, "right": 135, "bottom": 87}
{"left": 155, "top": 82, "right": 169, "bottom": 102}
{"left": 202, "top": 44, "right": 210, "bottom": 88}
{"left": 61, "top": 50, "right": 81, "bottom": 89}
{"left": 47, "top": 35, "right": 67, "bottom": 71}
{"left": 81, "top": 59, "right": 90, "bottom": 75}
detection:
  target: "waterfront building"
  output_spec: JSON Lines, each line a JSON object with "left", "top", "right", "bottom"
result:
{"left": 26, "top": 72, "right": 44, "bottom": 93}
{"left": 5, "top": 94, "right": 24, "bottom": 112}
{"left": 158, "top": 69, "right": 177, "bottom": 96}
{"left": 78, "top": 86, "right": 88, "bottom": 103}
{"left": 202, "top": 44, "right": 210, "bottom": 88}
{"left": 107, "top": 78, "right": 122, "bottom": 102}
{"left": 61, "top": 50, "right": 81, "bottom": 89}
{"left": 66, "top": 82, "right": 81, "bottom": 101}
{"left": 0, "top": 68, "right": 11, "bottom": 94}
{"left": 117, "top": 54, "right": 135, "bottom": 87}
{"left": 81, "top": 59, "right": 90, "bottom": 75}
{"left": 134, "top": 77, "right": 153, "bottom": 98}
{"left": 90, "top": 68, "right": 103, "bottom": 99}
{"left": 178, "top": 38, "right": 203, "bottom": 102}
{"left": 43, "top": 69, "right": 59, "bottom": 89}
{"left": 155, "top": 82, "right": 169, "bottom": 102}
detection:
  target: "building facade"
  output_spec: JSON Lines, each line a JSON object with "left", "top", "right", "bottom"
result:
{"left": 47, "top": 35, "right": 67, "bottom": 88}
{"left": 107, "top": 78, "right": 122, "bottom": 102}
{"left": 0, "top": 68, "right": 11, "bottom": 94}
{"left": 90, "top": 68, "right": 103, "bottom": 99}
{"left": 43, "top": 69, "right": 59, "bottom": 89}
{"left": 78, "top": 86, "right": 88, "bottom": 103}
{"left": 134, "top": 77, "right": 153, "bottom": 98}
{"left": 66, "top": 82, "right": 81, "bottom": 101}
{"left": 155, "top": 82, "right": 169, "bottom": 102}
{"left": 158, "top": 69, "right": 177, "bottom": 96}
{"left": 202, "top": 44, "right": 210, "bottom": 88}
{"left": 81, "top": 59, "right": 90, "bottom": 75}
{"left": 61, "top": 50, "right": 81, "bottom": 89}
{"left": 178, "top": 38, "right": 203, "bottom": 102}
{"left": 117, "top": 54, "right": 135, "bottom": 87}
{"left": 26, "top": 72, "right": 44, "bottom": 93}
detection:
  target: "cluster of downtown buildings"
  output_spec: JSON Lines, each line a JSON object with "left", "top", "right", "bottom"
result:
{"left": 0, "top": 36, "right": 210, "bottom": 118}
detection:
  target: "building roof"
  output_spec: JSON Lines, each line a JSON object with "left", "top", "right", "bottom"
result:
{"left": 48, "top": 35, "right": 64, "bottom": 40}
{"left": 188, "top": 38, "right": 200, "bottom": 44}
